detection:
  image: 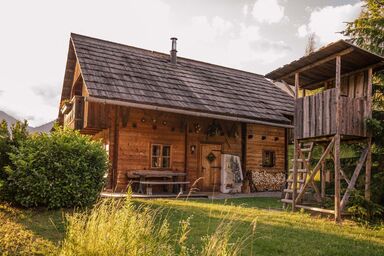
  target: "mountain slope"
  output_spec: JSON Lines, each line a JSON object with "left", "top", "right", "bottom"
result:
{"left": 0, "top": 110, "right": 54, "bottom": 133}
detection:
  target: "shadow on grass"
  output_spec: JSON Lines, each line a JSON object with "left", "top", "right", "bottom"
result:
{"left": 137, "top": 198, "right": 384, "bottom": 256}
{"left": 0, "top": 204, "right": 66, "bottom": 244}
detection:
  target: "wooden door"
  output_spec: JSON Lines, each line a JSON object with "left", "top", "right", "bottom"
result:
{"left": 200, "top": 144, "right": 222, "bottom": 192}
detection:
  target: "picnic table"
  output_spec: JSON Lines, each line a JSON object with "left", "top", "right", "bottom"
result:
{"left": 130, "top": 170, "right": 188, "bottom": 195}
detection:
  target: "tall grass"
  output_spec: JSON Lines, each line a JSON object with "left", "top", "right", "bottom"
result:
{"left": 60, "top": 196, "right": 255, "bottom": 256}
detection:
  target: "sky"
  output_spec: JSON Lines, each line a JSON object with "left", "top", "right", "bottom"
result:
{"left": 0, "top": 0, "right": 363, "bottom": 126}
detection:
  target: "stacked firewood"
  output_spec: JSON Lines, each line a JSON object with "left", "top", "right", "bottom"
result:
{"left": 250, "top": 170, "right": 285, "bottom": 191}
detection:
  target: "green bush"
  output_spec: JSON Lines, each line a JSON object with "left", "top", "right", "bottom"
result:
{"left": 4, "top": 127, "right": 108, "bottom": 208}
{"left": 0, "top": 120, "right": 29, "bottom": 202}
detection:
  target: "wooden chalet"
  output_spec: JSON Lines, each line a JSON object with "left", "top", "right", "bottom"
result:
{"left": 58, "top": 33, "right": 294, "bottom": 193}
{"left": 266, "top": 40, "right": 384, "bottom": 222}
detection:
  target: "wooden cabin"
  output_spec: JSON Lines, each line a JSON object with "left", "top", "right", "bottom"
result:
{"left": 266, "top": 40, "right": 384, "bottom": 221}
{"left": 58, "top": 33, "right": 294, "bottom": 193}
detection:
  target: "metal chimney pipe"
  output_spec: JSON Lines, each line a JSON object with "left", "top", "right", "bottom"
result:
{"left": 170, "top": 37, "right": 177, "bottom": 64}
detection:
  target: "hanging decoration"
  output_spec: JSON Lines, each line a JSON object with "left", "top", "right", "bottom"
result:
{"left": 229, "top": 124, "right": 240, "bottom": 138}
{"left": 194, "top": 123, "right": 201, "bottom": 134}
{"left": 206, "top": 152, "right": 216, "bottom": 163}
{"left": 207, "top": 121, "right": 223, "bottom": 137}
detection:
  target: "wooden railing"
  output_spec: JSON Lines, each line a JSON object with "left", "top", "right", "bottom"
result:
{"left": 63, "top": 96, "right": 85, "bottom": 130}
{"left": 295, "top": 88, "right": 367, "bottom": 139}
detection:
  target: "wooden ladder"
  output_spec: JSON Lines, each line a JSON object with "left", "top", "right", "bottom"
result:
{"left": 282, "top": 142, "right": 314, "bottom": 208}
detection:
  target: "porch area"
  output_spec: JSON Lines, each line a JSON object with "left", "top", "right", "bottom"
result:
{"left": 100, "top": 190, "right": 281, "bottom": 199}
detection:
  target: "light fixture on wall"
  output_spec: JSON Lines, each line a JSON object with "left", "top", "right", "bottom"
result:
{"left": 190, "top": 145, "right": 196, "bottom": 154}
{"left": 141, "top": 117, "right": 146, "bottom": 123}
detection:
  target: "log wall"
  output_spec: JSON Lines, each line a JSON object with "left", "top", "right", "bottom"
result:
{"left": 92, "top": 106, "right": 287, "bottom": 192}
{"left": 246, "top": 124, "right": 286, "bottom": 191}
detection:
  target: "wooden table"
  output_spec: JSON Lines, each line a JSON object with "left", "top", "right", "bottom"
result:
{"left": 132, "top": 170, "right": 187, "bottom": 194}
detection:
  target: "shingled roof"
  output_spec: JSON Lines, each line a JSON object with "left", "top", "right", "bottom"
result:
{"left": 61, "top": 33, "right": 293, "bottom": 125}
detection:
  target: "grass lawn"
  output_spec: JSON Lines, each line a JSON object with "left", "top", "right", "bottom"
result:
{"left": 1, "top": 197, "right": 384, "bottom": 255}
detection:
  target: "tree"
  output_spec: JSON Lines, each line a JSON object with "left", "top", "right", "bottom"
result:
{"left": 343, "top": 0, "right": 384, "bottom": 56}
{"left": 343, "top": 0, "right": 384, "bottom": 210}
{"left": 305, "top": 33, "right": 317, "bottom": 56}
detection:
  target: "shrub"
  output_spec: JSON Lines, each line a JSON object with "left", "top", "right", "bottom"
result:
{"left": 60, "top": 197, "right": 251, "bottom": 256}
{"left": 0, "top": 120, "right": 29, "bottom": 202}
{"left": 5, "top": 127, "right": 108, "bottom": 208}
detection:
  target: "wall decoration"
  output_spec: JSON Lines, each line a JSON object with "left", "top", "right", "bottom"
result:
{"left": 206, "top": 152, "right": 216, "bottom": 163}
{"left": 229, "top": 124, "right": 239, "bottom": 138}
{"left": 274, "top": 137, "right": 279, "bottom": 141}
{"left": 207, "top": 121, "right": 223, "bottom": 137}
{"left": 261, "top": 135, "right": 266, "bottom": 140}
{"left": 152, "top": 124, "right": 157, "bottom": 130}
{"left": 132, "top": 122, "right": 137, "bottom": 128}
{"left": 190, "top": 145, "right": 196, "bottom": 154}
{"left": 221, "top": 154, "right": 243, "bottom": 193}
{"left": 194, "top": 123, "right": 201, "bottom": 134}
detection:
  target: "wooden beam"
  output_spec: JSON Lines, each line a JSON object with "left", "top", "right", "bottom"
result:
{"left": 292, "top": 73, "right": 300, "bottom": 210}
{"left": 295, "top": 137, "right": 335, "bottom": 203}
{"left": 321, "top": 145, "right": 326, "bottom": 200}
{"left": 334, "top": 55, "right": 342, "bottom": 222}
{"left": 280, "top": 80, "right": 295, "bottom": 96}
{"left": 340, "top": 147, "right": 369, "bottom": 211}
{"left": 296, "top": 204, "right": 335, "bottom": 215}
{"left": 282, "top": 47, "right": 354, "bottom": 80}
{"left": 307, "top": 62, "right": 384, "bottom": 89}
{"left": 365, "top": 68, "right": 373, "bottom": 201}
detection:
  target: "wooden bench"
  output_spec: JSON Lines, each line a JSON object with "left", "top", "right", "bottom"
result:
{"left": 140, "top": 181, "right": 190, "bottom": 195}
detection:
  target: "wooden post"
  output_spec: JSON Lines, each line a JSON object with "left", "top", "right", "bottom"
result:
{"left": 365, "top": 68, "right": 373, "bottom": 201}
{"left": 334, "top": 55, "right": 342, "bottom": 222}
{"left": 292, "top": 73, "right": 300, "bottom": 211}
{"left": 321, "top": 145, "right": 326, "bottom": 200}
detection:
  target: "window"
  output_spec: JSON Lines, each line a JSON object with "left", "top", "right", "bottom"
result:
{"left": 151, "top": 144, "right": 171, "bottom": 168}
{"left": 262, "top": 150, "right": 275, "bottom": 167}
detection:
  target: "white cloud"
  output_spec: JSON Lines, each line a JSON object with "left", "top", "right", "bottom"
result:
{"left": 297, "top": 24, "right": 308, "bottom": 38}
{"left": 0, "top": 0, "right": 291, "bottom": 125}
{"left": 297, "top": 2, "right": 363, "bottom": 44}
{"left": 251, "top": 0, "right": 285, "bottom": 24}
{"left": 243, "top": 4, "right": 249, "bottom": 16}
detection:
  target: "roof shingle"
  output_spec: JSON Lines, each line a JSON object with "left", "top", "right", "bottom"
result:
{"left": 66, "top": 33, "right": 293, "bottom": 124}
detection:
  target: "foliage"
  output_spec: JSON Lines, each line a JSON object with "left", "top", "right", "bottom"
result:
{"left": 343, "top": 0, "right": 384, "bottom": 56}
{"left": 342, "top": 0, "right": 384, "bottom": 216}
{"left": 347, "top": 190, "right": 384, "bottom": 224}
{"left": 3, "top": 127, "right": 108, "bottom": 208}
{"left": 60, "top": 197, "right": 250, "bottom": 256}
{"left": 0, "top": 120, "right": 29, "bottom": 202}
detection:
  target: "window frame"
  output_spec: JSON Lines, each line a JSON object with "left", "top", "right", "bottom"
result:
{"left": 262, "top": 149, "right": 276, "bottom": 168}
{"left": 150, "top": 144, "right": 172, "bottom": 169}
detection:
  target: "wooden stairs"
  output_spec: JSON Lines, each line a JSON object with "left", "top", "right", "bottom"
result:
{"left": 282, "top": 142, "right": 314, "bottom": 208}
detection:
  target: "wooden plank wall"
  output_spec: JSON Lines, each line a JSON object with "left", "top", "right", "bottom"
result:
{"left": 92, "top": 106, "right": 287, "bottom": 191}
{"left": 110, "top": 107, "right": 242, "bottom": 191}
{"left": 296, "top": 71, "right": 368, "bottom": 140}
{"left": 246, "top": 124, "right": 286, "bottom": 191}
